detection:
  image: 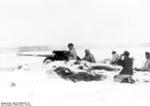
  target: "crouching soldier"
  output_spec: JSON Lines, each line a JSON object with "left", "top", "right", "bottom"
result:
{"left": 114, "top": 51, "right": 135, "bottom": 84}
{"left": 134, "top": 52, "right": 150, "bottom": 72}
{"left": 110, "top": 51, "right": 120, "bottom": 65}
{"left": 82, "top": 49, "right": 96, "bottom": 63}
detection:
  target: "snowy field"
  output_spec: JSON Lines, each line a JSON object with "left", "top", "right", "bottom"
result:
{"left": 0, "top": 47, "right": 150, "bottom": 106}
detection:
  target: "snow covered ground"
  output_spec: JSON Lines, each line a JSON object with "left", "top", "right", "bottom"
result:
{"left": 0, "top": 47, "right": 150, "bottom": 106}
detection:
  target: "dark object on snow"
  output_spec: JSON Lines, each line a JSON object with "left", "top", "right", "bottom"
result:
{"left": 78, "top": 66, "right": 84, "bottom": 70}
{"left": 114, "top": 75, "right": 135, "bottom": 84}
{"left": 120, "top": 77, "right": 135, "bottom": 84}
{"left": 54, "top": 67, "right": 106, "bottom": 82}
{"left": 74, "top": 60, "right": 81, "bottom": 65}
{"left": 17, "top": 65, "right": 22, "bottom": 70}
{"left": 144, "top": 80, "right": 150, "bottom": 83}
{"left": 89, "top": 65, "right": 115, "bottom": 71}
{"left": 10, "top": 82, "right": 16, "bottom": 87}
{"left": 43, "top": 50, "right": 81, "bottom": 63}
{"left": 54, "top": 67, "right": 73, "bottom": 77}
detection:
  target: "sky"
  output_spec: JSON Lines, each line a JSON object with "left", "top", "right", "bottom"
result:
{"left": 0, "top": 0, "right": 150, "bottom": 47}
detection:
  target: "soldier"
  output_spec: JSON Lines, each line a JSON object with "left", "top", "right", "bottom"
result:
{"left": 114, "top": 51, "right": 135, "bottom": 83}
{"left": 68, "top": 43, "right": 77, "bottom": 60}
{"left": 82, "top": 49, "right": 96, "bottom": 63}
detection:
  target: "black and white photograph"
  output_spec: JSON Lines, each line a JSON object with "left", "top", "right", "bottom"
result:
{"left": 0, "top": 0, "right": 150, "bottom": 106}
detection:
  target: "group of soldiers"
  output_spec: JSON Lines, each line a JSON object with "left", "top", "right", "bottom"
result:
{"left": 67, "top": 43, "right": 96, "bottom": 63}
{"left": 67, "top": 43, "right": 150, "bottom": 83}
